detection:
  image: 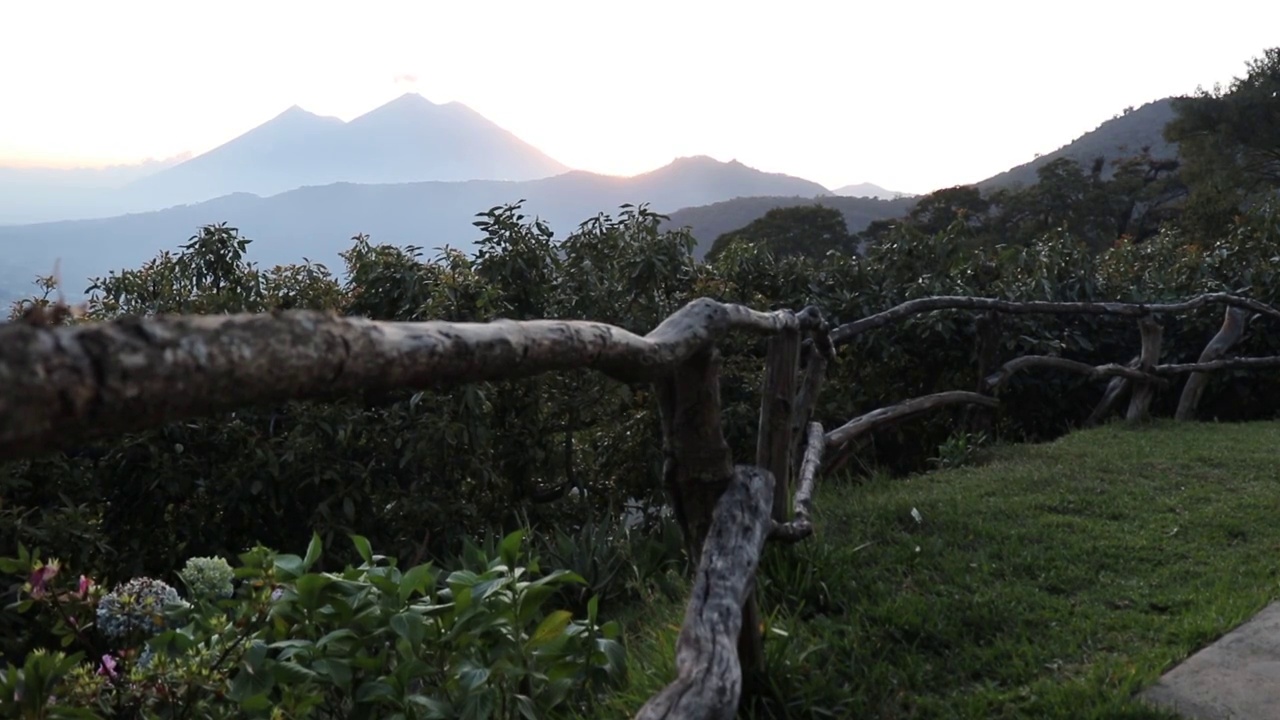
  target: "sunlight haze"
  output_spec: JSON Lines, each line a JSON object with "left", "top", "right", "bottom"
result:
{"left": 2, "top": 0, "right": 1277, "bottom": 192}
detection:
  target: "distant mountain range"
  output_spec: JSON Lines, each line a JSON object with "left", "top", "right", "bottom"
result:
{"left": 977, "top": 99, "right": 1177, "bottom": 189}
{"left": 0, "top": 156, "right": 188, "bottom": 225}
{"left": 0, "top": 91, "right": 1186, "bottom": 307}
{"left": 124, "top": 94, "right": 570, "bottom": 209}
{"left": 0, "top": 156, "right": 829, "bottom": 303}
{"left": 830, "top": 182, "right": 915, "bottom": 200}
{"left": 0, "top": 94, "right": 570, "bottom": 224}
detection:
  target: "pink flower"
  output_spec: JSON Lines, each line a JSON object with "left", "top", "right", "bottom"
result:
{"left": 27, "top": 563, "right": 60, "bottom": 600}
{"left": 98, "top": 653, "right": 118, "bottom": 680}
{"left": 75, "top": 575, "right": 93, "bottom": 599}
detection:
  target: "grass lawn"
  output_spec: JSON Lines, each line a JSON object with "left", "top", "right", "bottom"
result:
{"left": 600, "top": 420, "right": 1280, "bottom": 719}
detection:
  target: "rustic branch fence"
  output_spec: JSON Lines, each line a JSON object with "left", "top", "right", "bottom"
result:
{"left": 4, "top": 292, "right": 1280, "bottom": 719}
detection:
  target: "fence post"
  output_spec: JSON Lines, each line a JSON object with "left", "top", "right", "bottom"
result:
{"left": 1126, "top": 317, "right": 1163, "bottom": 422}
{"left": 1177, "top": 306, "right": 1251, "bottom": 420}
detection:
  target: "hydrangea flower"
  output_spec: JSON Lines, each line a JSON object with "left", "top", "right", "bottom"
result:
{"left": 95, "top": 577, "right": 182, "bottom": 641}
{"left": 178, "top": 556, "right": 235, "bottom": 600}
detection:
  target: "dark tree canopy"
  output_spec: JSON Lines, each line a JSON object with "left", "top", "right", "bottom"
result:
{"left": 706, "top": 205, "right": 856, "bottom": 261}
{"left": 1165, "top": 47, "right": 1280, "bottom": 233}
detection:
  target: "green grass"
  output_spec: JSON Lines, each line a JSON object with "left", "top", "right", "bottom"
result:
{"left": 599, "top": 420, "right": 1280, "bottom": 718}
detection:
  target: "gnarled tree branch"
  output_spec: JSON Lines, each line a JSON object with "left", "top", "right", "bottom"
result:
{"left": 1176, "top": 307, "right": 1252, "bottom": 420}
{"left": 0, "top": 300, "right": 826, "bottom": 461}
{"left": 825, "top": 391, "right": 1000, "bottom": 453}
{"left": 831, "top": 293, "right": 1280, "bottom": 344}
{"left": 1157, "top": 356, "right": 1280, "bottom": 374}
{"left": 984, "top": 356, "right": 1168, "bottom": 394}
{"left": 635, "top": 465, "right": 775, "bottom": 720}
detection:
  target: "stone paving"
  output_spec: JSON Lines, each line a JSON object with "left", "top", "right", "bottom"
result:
{"left": 1139, "top": 602, "right": 1280, "bottom": 719}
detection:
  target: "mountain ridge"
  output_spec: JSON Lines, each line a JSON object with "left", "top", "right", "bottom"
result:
{"left": 121, "top": 93, "right": 571, "bottom": 210}
{"left": 0, "top": 157, "right": 829, "bottom": 303}
{"left": 976, "top": 98, "right": 1177, "bottom": 189}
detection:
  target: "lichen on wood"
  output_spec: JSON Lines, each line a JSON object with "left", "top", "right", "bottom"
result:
{"left": 634, "top": 466, "right": 775, "bottom": 720}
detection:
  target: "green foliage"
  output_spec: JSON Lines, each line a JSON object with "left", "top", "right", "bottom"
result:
{"left": 1168, "top": 47, "right": 1280, "bottom": 187}
{"left": 706, "top": 205, "right": 856, "bottom": 262}
{"left": 534, "top": 512, "right": 687, "bottom": 615}
{"left": 1, "top": 532, "right": 625, "bottom": 719}
{"left": 603, "top": 421, "right": 1280, "bottom": 718}
{"left": 928, "top": 431, "right": 990, "bottom": 470}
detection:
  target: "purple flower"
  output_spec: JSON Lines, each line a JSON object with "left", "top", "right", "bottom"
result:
{"left": 26, "top": 562, "right": 60, "bottom": 600}
{"left": 98, "top": 653, "right": 118, "bottom": 680}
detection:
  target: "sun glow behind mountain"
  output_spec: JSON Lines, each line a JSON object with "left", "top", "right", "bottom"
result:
{"left": 5, "top": 1, "right": 1280, "bottom": 192}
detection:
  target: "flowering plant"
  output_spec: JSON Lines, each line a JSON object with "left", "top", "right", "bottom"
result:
{"left": 1, "top": 532, "right": 625, "bottom": 718}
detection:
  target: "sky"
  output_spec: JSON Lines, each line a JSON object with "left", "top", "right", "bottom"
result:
{"left": 2, "top": 0, "right": 1278, "bottom": 194}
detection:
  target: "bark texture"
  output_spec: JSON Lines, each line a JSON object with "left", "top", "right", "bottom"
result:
{"left": 1126, "top": 318, "right": 1164, "bottom": 422}
{"left": 825, "top": 391, "right": 1000, "bottom": 453}
{"left": 1157, "top": 356, "right": 1280, "bottom": 374}
{"left": 0, "top": 301, "right": 823, "bottom": 461}
{"left": 1085, "top": 355, "right": 1140, "bottom": 427}
{"left": 790, "top": 352, "right": 829, "bottom": 472}
{"left": 771, "top": 422, "right": 825, "bottom": 543}
{"left": 634, "top": 466, "right": 775, "bottom": 720}
{"left": 1175, "top": 307, "right": 1252, "bottom": 420}
{"left": 757, "top": 330, "right": 800, "bottom": 523}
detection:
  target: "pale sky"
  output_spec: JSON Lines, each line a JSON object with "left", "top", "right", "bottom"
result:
{"left": 2, "top": 0, "right": 1276, "bottom": 193}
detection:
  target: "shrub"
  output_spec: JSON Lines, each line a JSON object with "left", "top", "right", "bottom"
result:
{"left": 0, "top": 531, "right": 626, "bottom": 719}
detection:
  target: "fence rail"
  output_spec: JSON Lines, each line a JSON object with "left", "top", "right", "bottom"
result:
{"left": 4, "top": 292, "right": 1280, "bottom": 719}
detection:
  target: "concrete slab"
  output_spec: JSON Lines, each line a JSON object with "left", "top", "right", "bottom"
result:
{"left": 1139, "top": 602, "right": 1280, "bottom": 719}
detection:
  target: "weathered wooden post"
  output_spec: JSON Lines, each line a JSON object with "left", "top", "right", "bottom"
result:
{"left": 728, "top": 326, "right": 799, "bottom": 673}
{"left": 966, "top": 311, "right": 1001, "bottom": 435}
{"left": 790, "top": 343, "right": 830, "bottom": 475}
{"left": 757, "top": 328, "right": 800, "bottom": 523}
{"left": 1177, "top": 306, "right": 1251, "bottom": 420}
{"left": 1126, "top": 317, "right": 1163, "bottom": 422}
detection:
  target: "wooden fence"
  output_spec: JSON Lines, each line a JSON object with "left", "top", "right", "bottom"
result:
{"left": 4, "top": 292, "right": 1280, "bottom": 719}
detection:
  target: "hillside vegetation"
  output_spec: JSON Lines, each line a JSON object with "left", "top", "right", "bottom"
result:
{"left": 0, "top": 156, "right": 827, "bottom": 303}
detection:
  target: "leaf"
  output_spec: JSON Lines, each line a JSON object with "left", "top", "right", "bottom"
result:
{"left": 270, "top": 660, "right": 320, "bottom": 685}
{"left": 273, "top": 554, "right": 305, "bottom": 580}
{"left": 515, "top": 584, "right": 557, "bottom": 626}
{"left": 316, "top": 628, "right": 358, "bottom": 650}
{"left": 303, "top": 532, "right": 323, "bottom": 571}
{"left": 398, "top": 564, "right": 435, "bottom": 603}
{"left": 354, "top": 680, "right": 398, "bottom": 704}
{"left": 529, "top": 610, "right": 573, "bottom": 648}
{"left": 312, "top": 658, "right": 353, "bottom": 690}
{"left": 457, "top": 664, "right": 491, "bottom": 692}
{"left": 499, "top": 529, "right": 525, "bottom": 568}
{"left": 351, "top": 534, "right": 374, "bottom": 565}
{"left": 295, "top": 573, "right": 336, "bottom": 609}
{"left": 390, "top": 611, "right": 425, "bottom": 648}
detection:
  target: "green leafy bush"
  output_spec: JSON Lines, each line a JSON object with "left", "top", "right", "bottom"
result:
{"left": 0, "top": 531, "right": 625, "bottom": 719}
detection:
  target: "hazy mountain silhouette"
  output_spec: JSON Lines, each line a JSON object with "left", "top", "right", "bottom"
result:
{"left": 0, "top": 157, "right": 828, "bottom": 302}
{"left": 663, "top": 195, "right": 915, "bottom": 259}
{"left": 120, "top": 94, "right": 570, "bottom": 210}
{"left": 977, "top": 99, "right": 1177, "bottom": 189}
{"left": 831, "top": 182, "right": 914, "bottom": 200}
{"left": 0, "top": 156, "right": 186, "bottom": 224}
